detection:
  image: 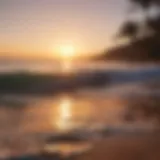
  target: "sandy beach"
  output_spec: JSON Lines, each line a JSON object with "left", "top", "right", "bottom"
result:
{"left": 77, "top": 133, "right": 160, "bottom": 160}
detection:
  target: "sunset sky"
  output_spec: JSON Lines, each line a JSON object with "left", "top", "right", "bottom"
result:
{"left": 0, "top": 0, "right": 127, "bottom": 60}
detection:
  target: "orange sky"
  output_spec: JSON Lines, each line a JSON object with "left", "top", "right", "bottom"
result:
{"left": 0, "top": 0, "right": 127, "bottom": 60}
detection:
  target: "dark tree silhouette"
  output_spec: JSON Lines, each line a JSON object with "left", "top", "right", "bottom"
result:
{"left": 147, "top": 15, "right": 160, "bottom": 35}
{"left": 118, "top": 21, "right": 139, "bottom": 43}
{"left": 102, "top": 0, "right": 160, "bottom": 62}
{"left": 131, "top": 0, "right": 160, "bottom": 9}
{"left": 118, "top": 0, "right": 160, "bottom": 42}
{"left": 131, "top": 0, "right": 153, "bottom": 10}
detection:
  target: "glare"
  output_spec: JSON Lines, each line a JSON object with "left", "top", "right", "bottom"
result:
{"left": 58, "top": 45, "right": 75, "bottom": 73}
{"left": 60, "top": 98, "right": 71, "bottom": 120}
{"left": 60, "top": 45, "right": 75, "bottom": 59}
{"left": 56, "top": 97, "right": 72, "bottom": 130}
{"left": 61, "top": 61, "right": 73, "bottom": 73}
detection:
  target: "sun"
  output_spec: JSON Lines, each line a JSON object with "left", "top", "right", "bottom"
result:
{"left": 59, "top": 45, "right": 75, "bottom": 59}
{"left": 52, "top": 44, "right": 76, "bottom": 72}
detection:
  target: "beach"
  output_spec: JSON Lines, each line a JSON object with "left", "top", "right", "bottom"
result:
{"left": 77, "top": 133, "right": 160, "bottom": 160}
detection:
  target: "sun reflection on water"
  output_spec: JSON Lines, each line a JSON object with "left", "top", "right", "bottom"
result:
{"left": 56, "top": 97, "right": 72, "bottom": 131}
{"left": 61, "top": 61, "right": 73, "bottom": 73}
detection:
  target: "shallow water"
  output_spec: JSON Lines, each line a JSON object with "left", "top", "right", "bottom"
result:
{"left": 0, "top": 94, "right": 155, "bottom": 135}
{"left": 0, "top": 92, "right": 157, "bottom": 157}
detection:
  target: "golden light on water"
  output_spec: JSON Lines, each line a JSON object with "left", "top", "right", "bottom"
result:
{"left": 61, "top": 61, "right": 73, "bottom": 73}
{"left": 60, "top": 98, "right": 71, "bottom": 120}
{"left": 56, "top": 97, "right": 72, "bottom": 131}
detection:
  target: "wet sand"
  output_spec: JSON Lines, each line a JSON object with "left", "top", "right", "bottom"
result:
{"left": 77, "top": 133, "right": 160, "bottom": 160}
